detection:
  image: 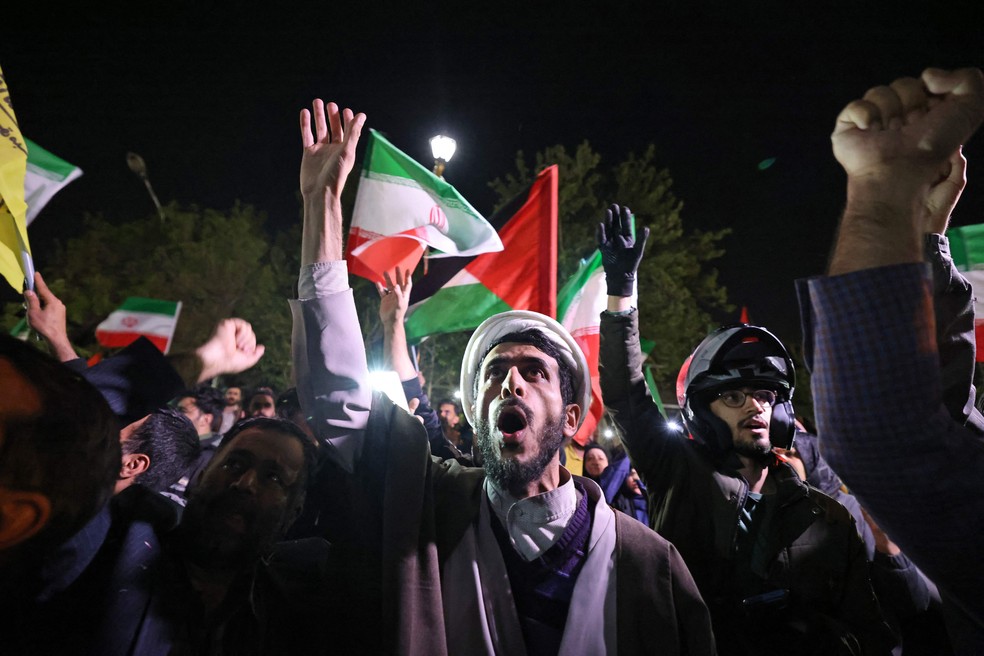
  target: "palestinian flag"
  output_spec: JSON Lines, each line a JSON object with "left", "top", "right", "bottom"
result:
{"left": 346, "top": 129, "right": 501, "bottom": 284}
{"left": 946, "top": 224, "right": 984, "bottom": 362}
{"left": 24, "top": 139, "right": 82, "bottom": 225}
{"left": 405, "top": 165, "right": 558, "bottom": 342}
{"left": 95, "top": 297, "right": 182, "bottom": 354}
{"left": 557, "top": 249, "right": 639, "bottom": 445}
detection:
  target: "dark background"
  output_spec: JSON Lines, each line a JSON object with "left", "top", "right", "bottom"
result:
{"left": 3, "top": 1, "right": 983, "bottom": 343}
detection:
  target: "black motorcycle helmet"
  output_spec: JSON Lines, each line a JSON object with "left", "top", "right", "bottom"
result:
{"left": 681, "top": 324, "right": 796, "bottom": 456}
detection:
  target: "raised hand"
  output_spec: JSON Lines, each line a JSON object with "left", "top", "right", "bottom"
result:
{"left": 596, "top": 203, "right": 649, "bottom": 298}
{"left": 377, "top": 267, "right": 412, "bottom": 328}
{"left": 298, "top": 99, "right": 366, "bottom": 265}
{"left": 24, "top": 271, "right": 77, "bottom": 361}
{"left": 299, "top": 99, "right": 366, "bottom": 199}
{"left": 832, "top": 68, "right": 984, "bottom": 182}
{"left": 195, "top": 318, "right": 266, "bottom": 382}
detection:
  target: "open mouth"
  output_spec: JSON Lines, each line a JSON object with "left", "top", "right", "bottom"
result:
{"left": 496, "top": 403, "right": 529, "bottom": 443}
{"left": 741, "top": 417, "right": 768, "bottom": 432}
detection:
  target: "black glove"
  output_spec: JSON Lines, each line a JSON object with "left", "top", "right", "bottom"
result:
{"left": 596, "top": 203, "right": 649, "bottom": 298}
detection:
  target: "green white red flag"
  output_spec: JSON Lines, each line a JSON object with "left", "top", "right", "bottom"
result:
{"left": 24, "top": 139, "right": 82, "bottom": 225}
{"left": 95, "top": 297, "right": 182, "bottom": 354}
{"left": 946, "top": 224, "right": 984, "bottom": 362}
{"left": 404, "top": 165, "right": 558, "bottom": 342}
{"left": 557, "top": 249, "right": 639, "bottom": 445}
{"left": 346, "top": 129, "right": 501, "bottom": 284}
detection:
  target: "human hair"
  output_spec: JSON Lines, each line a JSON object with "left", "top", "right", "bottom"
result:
{"left": 218, "top": 416, "right": 318, "bottom": 493}
{"left": 0, "top": 335, "right": 120, "bottom": 548}
{"left": 478, "top": 330, "right": 575, "bottom": 407}
{"left": 437, "top": 398, "right": 458, "bottom": 411}
{"left": 181, "top": 385, "right": 225, "bottom": 433}
{"left": 122, "top": 407, "right": 200, "bottom": 492}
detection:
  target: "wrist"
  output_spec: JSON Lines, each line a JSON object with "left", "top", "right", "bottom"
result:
{"left": 50, "top": 338, "right": 78, "bottom": 362}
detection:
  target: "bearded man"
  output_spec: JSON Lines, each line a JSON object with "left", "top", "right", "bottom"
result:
{"left": 287, "top": 97, "right": 714, "bottom": 655}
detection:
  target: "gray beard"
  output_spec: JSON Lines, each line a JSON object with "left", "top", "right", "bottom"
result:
{"left": 476, "top": 415, "right": 566, "bottom": 497}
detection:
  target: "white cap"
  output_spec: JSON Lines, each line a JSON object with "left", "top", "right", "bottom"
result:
{"left": 459, "top": 310, "right": 591, "bottom": 430}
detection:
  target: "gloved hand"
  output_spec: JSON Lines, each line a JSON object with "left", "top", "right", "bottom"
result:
{"left": 596, "top": 203, "right": 649, "bottom": 298}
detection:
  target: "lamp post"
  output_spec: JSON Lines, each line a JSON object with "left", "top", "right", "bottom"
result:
{"left": 126, "top": 152, "right": 166, "bottom": 222}
{"left": 429, "top": 135, "right": 457, "bottom": 179}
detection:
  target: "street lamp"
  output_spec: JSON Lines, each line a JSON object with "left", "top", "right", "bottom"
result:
{"left": 429, "top": 135, "right": 457, "bottom": 179}
{"left": 126, "top": 151, "right": 166, "bottom": 222}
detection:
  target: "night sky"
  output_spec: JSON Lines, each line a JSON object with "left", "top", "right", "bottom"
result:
{"left": 3, "top": 2, "right": 983, "bottom": 343}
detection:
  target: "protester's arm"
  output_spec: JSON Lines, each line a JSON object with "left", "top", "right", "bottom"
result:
{"left": 289, "top": 99, "right": 372, "bottom": 472}
{"left": 378, "top": 268, "right": 418, "bottom": 381}
{"left": 596, "top": 204, "right": 680, "bottom": 486}
{"left": 806, "top": 68, "right": 984, "bottom": 628}
{"left": 378, "top": 267, "right": 444, "bottom": 443}
{"left": 167, "top": 318, "right": 265, "bottom": 385}
{"left": 24, "top": 271, "right": 77, "bottom": 362}
{"left": 828, "top": 69, "right": 984, "bottom": 275}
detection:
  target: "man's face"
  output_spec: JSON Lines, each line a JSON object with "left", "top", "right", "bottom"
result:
{"left": 247, "top": 394, "right": 276, "bottom": 418}
{"left": 709, "top": 387, "right": 774, "bottom": 460}
{"left": 225, "top": 387, "right": 242, "bottom": 407}
{"left": 181, "top": 427, "right": 305, "bottom": 568}
{"left": 177, "top": 397, "right": 211, "bottom": 436}
{"left": 438, "top": 403, "right": 459, "bottom": 428}
{"left": 473, "top": 342, "right": 578, "bottom": 495}
{"left": 625, "top": 468, "right": 642, "bottom": 495}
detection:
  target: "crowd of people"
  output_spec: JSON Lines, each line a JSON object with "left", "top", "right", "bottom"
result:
{"left": 2, "top": 66, "right": 983, "bottom": 655}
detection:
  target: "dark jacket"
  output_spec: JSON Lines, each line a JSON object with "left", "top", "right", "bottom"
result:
{"left": 600, "top": 309, "right": 895, "bottom": 655}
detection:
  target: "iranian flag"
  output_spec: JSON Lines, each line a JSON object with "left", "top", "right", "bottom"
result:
{"left": 346, "top": 129, "right": 501, "bottom": 284}
{"left": 24, "top": 139, "right": 82, "bottom": 225}
{"left": 404, "top": 165, "right": 558, "bottom": 341}
{"left": 95, "top": 297, "right": 182, "bottom": 354}
{"left": 947, "top": 223, "right": 984, "bottom": 362}
{"left": 557, "top": 250, "right": 639, "bottom": 445}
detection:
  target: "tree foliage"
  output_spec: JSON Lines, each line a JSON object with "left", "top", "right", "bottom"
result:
{"left": 489, "top": 142, "right": 733, "bottom": 393}
{"left": 4, "top": 202, "right": 299, "bottom": 390}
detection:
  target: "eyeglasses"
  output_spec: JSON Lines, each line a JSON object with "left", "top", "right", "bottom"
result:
{"left": 715, "top": 389, "right": 777, "bottom": 408}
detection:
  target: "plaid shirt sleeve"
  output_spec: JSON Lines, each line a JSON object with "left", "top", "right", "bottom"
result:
{"left": 799, "top": 262, "right": 984, "bottom": 631}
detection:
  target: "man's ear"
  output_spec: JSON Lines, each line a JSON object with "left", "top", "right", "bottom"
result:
{"left": 0, "top": 489, "right": 52, "bottom": 550}
{"left": 563, "top": 403, "right": 581, "bottom": 439}
{"left": 119, "top": 453, "right": 151, "bottom": 480}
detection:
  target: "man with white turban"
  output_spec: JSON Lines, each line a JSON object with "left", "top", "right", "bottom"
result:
{"left": 288, "top": 97, "right": 714, "bottom": 655}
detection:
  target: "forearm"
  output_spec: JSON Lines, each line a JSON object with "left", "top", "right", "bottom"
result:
{"left": 599, "top": 309, "right": 673, "bottom": 465}
{"left": 383, "top": 322, "right": 417, "bottom": 381}
{"left": 47, "top": 336, "right": 78, "bottom": 362}
{"left": 301, "top": 193, "right": 344, "bottom": 265}
{"left": 828, "top": 175, "right": 929, "bottom": 276}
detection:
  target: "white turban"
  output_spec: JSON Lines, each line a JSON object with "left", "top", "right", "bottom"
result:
{"left": 459, "top": 310, "right": 591, "bottom": 430}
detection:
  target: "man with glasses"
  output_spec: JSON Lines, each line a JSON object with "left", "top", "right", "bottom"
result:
{"left": 597, "top": 204, "right": 895, "bottom": 655}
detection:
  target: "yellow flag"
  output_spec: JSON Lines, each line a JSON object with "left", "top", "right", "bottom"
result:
{"left": 0, "top": 64, "right": 31, "bottom": 292}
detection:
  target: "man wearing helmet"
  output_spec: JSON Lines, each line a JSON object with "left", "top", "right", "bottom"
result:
{"left": 597, "top": 204, "right": 896, "bottom": 655}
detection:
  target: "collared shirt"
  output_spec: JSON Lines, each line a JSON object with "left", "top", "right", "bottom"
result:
{"left": 485, "top": 467, "right": 581, "bottom": 562}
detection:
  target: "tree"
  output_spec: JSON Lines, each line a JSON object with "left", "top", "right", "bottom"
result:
{"left": 3, "top": 202, "right": 300, "bottom": 390}
{"left": 489, "top": 142, "right": 732, "bottom": 392}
